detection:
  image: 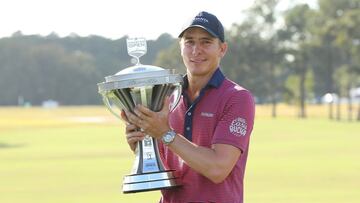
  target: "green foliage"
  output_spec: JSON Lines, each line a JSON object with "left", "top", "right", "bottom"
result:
{"left": 310, "top": 0, "right": 360, "bottom": 95}
{"left": 0, "top": 34, "right": 174, "bottom": 105}
{"left": 284, "top": 69, "right": 314, "bottom": 104}
{"left": 284, "top": 74, "right": 300, "bottom": 103}
{"left": 154, "top": 40, "right": 184, "bottom": 75}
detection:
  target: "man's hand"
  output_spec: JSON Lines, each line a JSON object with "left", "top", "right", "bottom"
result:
{"left": 126, "top": 97, "right": 172, "bottom": 139}
{"left": 120, "top": 110, "right": 145, "bottom": 152}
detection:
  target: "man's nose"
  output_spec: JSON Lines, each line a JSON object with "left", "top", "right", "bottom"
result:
{"left": 192, "top": 44, "right": 201, "bottom": 55}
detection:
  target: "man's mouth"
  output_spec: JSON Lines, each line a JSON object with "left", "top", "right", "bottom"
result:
{"left": 190, "top": 58, "right": 206, "bottom": 63}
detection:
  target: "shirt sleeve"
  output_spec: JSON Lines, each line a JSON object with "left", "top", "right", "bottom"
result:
{"left": 212, "top": 89, "right": 255, "bottom": 152}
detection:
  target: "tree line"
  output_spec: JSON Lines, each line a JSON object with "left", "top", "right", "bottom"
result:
{"left": 0, "top": 32, "right": 174, "bottom": 105}
{"left": 0, "top": 0, "right": 359, "bottom": 120}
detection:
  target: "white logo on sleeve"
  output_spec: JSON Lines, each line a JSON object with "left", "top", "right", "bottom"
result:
{"left": 229, "top": 117, "right": 247, "bottom": 136}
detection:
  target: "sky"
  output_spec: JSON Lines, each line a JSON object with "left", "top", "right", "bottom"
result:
{"left": 0, "top": 0, "right": 316, "bottom": 40}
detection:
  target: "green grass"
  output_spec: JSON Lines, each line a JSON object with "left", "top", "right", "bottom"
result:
{"left": 246, "top": 117, "right": 360, "bottom": 203}
{"left": 0, "top": 106, "right": 359, "bottom": 203}
{"left": 0, "top": 108, "right": 161, "bottom": 203}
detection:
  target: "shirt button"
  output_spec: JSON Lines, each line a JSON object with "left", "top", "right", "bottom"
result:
{"left": 186, "top": 127, "right": 190, "bottom": 131}
{"left": 187, "top": 112, "right": 192, "bottom": 116}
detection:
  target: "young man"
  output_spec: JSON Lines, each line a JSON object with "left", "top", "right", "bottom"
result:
{"left": 122, "top": 11, "right": 255, "bottom": 203}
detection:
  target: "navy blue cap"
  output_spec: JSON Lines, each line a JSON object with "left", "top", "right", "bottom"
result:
{"left": 178, "top": 11, "right": 225, "bottom": 42}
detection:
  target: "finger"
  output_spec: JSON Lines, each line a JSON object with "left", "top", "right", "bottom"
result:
{"left": 126, "top": 132, "right": 145, "bottom": 152}
{"left": 134, "top": 108, "right": 147, "bottom": 120}
{"left": 126, "top": 110, "right": 141, "bottom": 125}
{"left": 120, "top": 110, "right": 130, "bottom": 123}
{"left": 126, "top": 131, "right": 145, "bottom": 142}
{"left": 125, "top": 123, "right": 138, "bottom": 133}
{"left": 136, "top": 104, "right": 154, "bottom": 117}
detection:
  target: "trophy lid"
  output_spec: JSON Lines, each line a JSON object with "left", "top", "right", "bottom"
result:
{"left": 105, "top": 65, "right": 170, "bottom": 82}
{"left": 98, "top": 64, "right": 183, "bottom": 93}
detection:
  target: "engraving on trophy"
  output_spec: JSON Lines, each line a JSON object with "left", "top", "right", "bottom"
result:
{"left": 126, "top": 37, "right": 147, "bottom": 65}
{"left": 97, "top": 37, "right": 183, "bottom": 193}
{"left": 146, "top": 152, "right": 153, "bottom": 160}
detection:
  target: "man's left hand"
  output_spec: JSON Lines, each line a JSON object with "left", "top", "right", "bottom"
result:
{"left": 126, "top": 97, "right": 171, "bottom": 139}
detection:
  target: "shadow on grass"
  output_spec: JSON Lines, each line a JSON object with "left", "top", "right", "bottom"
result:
{"left": 0, "top": 143, "right": 25, "bottom": 149}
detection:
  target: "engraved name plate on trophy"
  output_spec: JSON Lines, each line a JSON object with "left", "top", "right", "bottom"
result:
{"left": 97, "top": 37, "right": 182, "bottom": 193}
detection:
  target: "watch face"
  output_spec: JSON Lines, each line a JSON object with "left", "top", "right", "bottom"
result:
{"left": 165, "top": 133, "right": 172, "bottom": 142}
{"left": 163, "top": 131, "right": 175, "bottom": 144}
{"left": 164, "top": 134, "right": 169, "bottom": 142}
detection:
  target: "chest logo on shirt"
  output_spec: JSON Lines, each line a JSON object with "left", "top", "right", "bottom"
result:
{"left": 229, "top": 117, "right": 247, "bottom": 136}
{"left": 201, "top": 112, "right": 214, "bottom": 118}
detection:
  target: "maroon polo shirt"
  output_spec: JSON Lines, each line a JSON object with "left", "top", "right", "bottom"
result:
{"left": 159, "top": 68, "right": 255, "bottom": 203}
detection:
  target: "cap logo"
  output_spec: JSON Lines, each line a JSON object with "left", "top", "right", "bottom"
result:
{"left": 194, "top": 17, "right": 209, "bottom": 24}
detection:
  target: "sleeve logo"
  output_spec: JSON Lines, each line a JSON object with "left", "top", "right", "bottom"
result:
{"left": 229, "top": 117, "right": 247, "bottom": 136}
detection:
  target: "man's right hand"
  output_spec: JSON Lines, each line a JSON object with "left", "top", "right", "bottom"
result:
{"left": 120, "top": 110, "right": 145, "bottom": 152}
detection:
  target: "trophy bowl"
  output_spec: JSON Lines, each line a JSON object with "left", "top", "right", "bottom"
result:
{"left": 97, "top": 38, "right": 183, "bottom": 193}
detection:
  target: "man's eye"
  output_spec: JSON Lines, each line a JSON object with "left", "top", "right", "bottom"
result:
{"left": 185, "top": 40, "right": 194, "bottom": 45}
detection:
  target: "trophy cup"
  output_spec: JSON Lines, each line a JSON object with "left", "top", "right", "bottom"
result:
{"left": 97, "top": 37, "right": 183, "bottom": 193}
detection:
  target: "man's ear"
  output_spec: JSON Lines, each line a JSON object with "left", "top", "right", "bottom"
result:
{"left": 219, "top": 42, "right": 228, "bottom": 58}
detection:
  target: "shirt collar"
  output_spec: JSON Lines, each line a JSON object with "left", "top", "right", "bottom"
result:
{"left": 183, "top": 68, "right": 225, "bottom": 90}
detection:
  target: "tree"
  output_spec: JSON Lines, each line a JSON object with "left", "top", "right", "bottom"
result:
{"left": 249, "top": 0, "right": 289, "bottom": 117}
{"left": 281, "top": 3, "right": 315, "bottom": 118}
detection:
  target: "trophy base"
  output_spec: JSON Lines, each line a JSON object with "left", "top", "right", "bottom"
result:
{"left": 122, "top": 170, "right": 181, "bottom": 193}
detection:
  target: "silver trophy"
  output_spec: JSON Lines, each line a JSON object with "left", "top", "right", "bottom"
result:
{"left": 97, "top": 37, "right": 182, "bottom": 193}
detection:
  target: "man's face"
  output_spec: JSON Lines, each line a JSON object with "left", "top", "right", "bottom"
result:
{"left": 180, "top": 27, "right": 227, "bottom": 77}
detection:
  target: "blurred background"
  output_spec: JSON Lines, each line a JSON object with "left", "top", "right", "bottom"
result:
{"left": 0, "top": 0, "right": 359, "bottom": 202}
{"left": 0, "top": 0, "right": 359, "bottom": 117}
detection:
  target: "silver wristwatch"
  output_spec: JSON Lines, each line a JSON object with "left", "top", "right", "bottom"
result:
{"left": 161, "top": 130, "right": 176, "bottom": 145}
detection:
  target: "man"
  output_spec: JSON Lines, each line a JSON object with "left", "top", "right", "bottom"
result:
{"left": 122, "top": 11, "right": 255, "bottom": 203}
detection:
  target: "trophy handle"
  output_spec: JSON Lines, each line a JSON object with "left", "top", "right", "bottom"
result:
{"left": 102, "top": 96, "right": 122, "bottom": 119}
{"left": 169, "top": 84, "right": 182, "bottom": 111}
